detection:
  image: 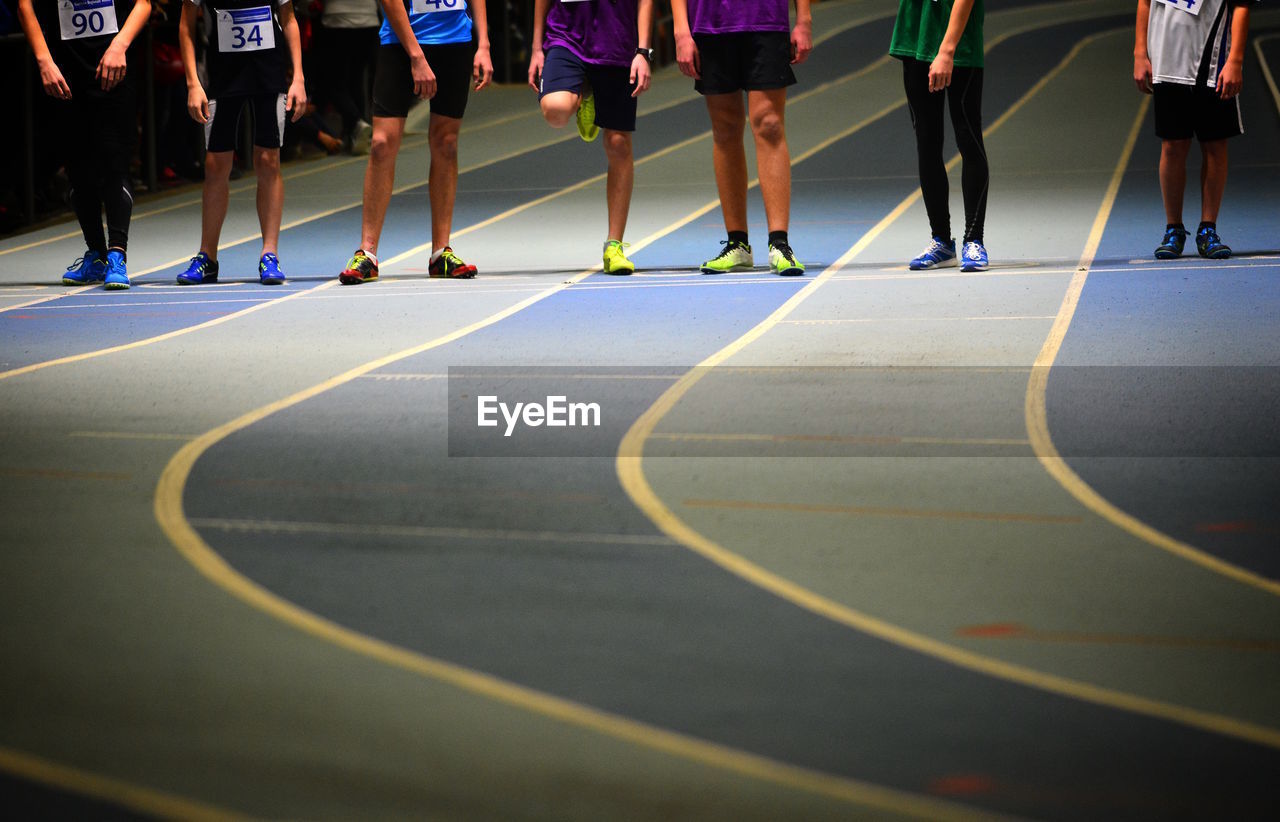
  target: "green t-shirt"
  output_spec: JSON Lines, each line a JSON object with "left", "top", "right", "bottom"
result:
{"left": 889, "top": 0, "right": 985, "bottom": 69}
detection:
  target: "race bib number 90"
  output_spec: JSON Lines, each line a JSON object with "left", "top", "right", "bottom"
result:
{"left": 58, "top": 0, "right": 119, "bottom": 41}
{"left": 410, "top": 0, "right": 465, "bottom": 13}
{"left": 217, "top": 7, "right": 276, "bottom": 53}
{"left": 1154, "top": 0, "right": 1202, "bottom": 16}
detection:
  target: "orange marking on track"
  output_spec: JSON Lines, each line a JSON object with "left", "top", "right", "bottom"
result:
{"left": 956, "top": 623, "right": 1027, "bottom": 638}
{"left": 956, "top": 624, "right": 1280, "bottom": 652}
{"left": 929, "top": 774, "right": 997, "bottom": 797}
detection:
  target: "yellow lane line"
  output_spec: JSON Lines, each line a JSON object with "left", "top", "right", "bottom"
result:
{"left": 683, "top": 498, "right": 1080, "bottom": 525}
{"left": 1253, "top": 35, "right": 1280, "bottom": 116}
{"left": 617, "top": 29, "right": 1280, "bottom": 750}
{"left": 0, "top": 745, "right": 248, "bottom": 822}
{"left": 1023, "top": 96, "right": 1280, "bottom": 597}
{"left": 0, "top": 281, "right": 334, "bottom": 383}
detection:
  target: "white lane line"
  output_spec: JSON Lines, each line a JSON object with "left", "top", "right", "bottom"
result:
{"left": 188, "top": 517, "right": 679, "bottom": 548}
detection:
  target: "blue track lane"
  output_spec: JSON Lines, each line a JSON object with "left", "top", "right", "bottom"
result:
{"left": 182, "top": 19, "right": 1280, "bottom": 820}
{"left": 1049, "top": 22, "right": 1280, "bottom": 580}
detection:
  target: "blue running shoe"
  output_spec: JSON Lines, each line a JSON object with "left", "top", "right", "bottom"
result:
{"left": 1154, "top": 226, "right": 1187, "bottom": 260}
{"left": 908, "top": 237, "right": 956, "bottom": 270}
{"left": 1196, "top": 226, "right": 1231, "bottom": 259}
{"left": 103, "top": 249, "right": 130, "bottom": 290}
{"left": 259, "top": 253, "right": 285, "bottom": 285}
{"left": 177, "top": 252, "right": 219, "bottom": 285}
{"left": 960, "top": 241, "right": 989, "bottom": 272}
{"left": 61, "top": 250, "right": 107, "bottom": 286}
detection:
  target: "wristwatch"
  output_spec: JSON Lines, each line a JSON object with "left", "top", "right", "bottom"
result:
{"left": 636, "top": 47, "right": 654, "bottom": 64}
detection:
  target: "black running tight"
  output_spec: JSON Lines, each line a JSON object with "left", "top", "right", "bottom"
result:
{"left": 65, "top": 78, "right": 137, "bottom": 255}
{"left": 902, "top": 57, "right": 989, "bottom": 245}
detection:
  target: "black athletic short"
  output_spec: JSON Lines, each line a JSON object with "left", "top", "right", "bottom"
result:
{"left": 373, "top": 42, "right": 474, "bottom": 120}
{"left": 693, "top": 31, "right": 796, "bottom": 95}
{"left": 539, "top": 47, "right": 638, "bottom": 132}
{"left": 205, "top": 92, "right": 286, "bottom": 152}
{"left": 1152, "top": 82, "right": 1243, "bottom": 142}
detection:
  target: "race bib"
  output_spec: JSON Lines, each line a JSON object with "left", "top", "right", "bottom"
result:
{"left": 410, "top": 0, "right": 465, "bottom": 13}
{"left": 58, "top": 0, "right": 119, "bottom": 41}
{"left": 1154, "top": 0, "right": 1202, "bottom": 16}
{"left": 217, "top": 6, "right": 276, "bottom": 53}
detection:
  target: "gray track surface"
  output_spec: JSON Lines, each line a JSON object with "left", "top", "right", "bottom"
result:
{"left": 2, "top": 2, "right": 1278, "bottom": 819}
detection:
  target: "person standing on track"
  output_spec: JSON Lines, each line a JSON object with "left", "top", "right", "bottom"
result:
{"left": 890, "top": 0, "right": 990, "bottom": 272}
{"left": 671, "top": 0, "right": 812, "bottom": 277}
{"left": 177, "top": 0, "right": 308, "bottom": 286}
{"left": 528, "top": 0, "right": 653, "bottom": 275}
{"left": 18, "top": 0, "right": 152, "bottom": 291}
{"left": 1135, "top": 0, "right": 1255, "bottom": 261}
{"left": 338, "top": 0, "right": 493, "bottom": 285}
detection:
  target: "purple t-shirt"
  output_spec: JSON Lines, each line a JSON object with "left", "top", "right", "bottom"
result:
{"left": 688, "top": 0, "right": 790, "bottom": 35}
{"left": 544, "top": 0, "right": 639, "bottom": 67}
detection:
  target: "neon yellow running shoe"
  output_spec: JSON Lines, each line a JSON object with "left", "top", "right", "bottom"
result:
{"left": 769, "top": 241, "right": 805, "bottom": 276}
{"left": 700, "top": 240, "right": 753, "bottom": 274}
{"left": 603, "top": 240, "right": 634, "bottom": 275}
{"left": 577, "top": 92, "right": 599, "bottom": 142}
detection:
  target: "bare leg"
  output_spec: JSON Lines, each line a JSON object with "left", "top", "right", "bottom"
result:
{"left": 704, "top": 92, "right": 748, "bottom": 235}
{"left": 540, "top": 91, "right": 580, "bottom": 129}
{"left": 748, "top": 88, "right": 790, "bottom": 235}
{"left": 1199, "top": 139, "right": 1228, "bottom": 224}
{"left": 254, "top": 147, "right": 283, "bottom": 256}
{"left": 603, "top": 129, "right": 633, "bottom": 242}
{"left": 200, "top": 151, "right": 235, "bottom": 259}
{"left": 360, "top": 116, "right": 406, "bottom": 255}
{"left": 1159, "top": 138, "right": 1191, "bottom": 225}
{"left": 428, "top": 113, "right": 462, "bottom": 252}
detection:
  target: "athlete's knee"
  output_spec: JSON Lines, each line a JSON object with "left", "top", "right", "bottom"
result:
{"left": 750, "top": 110, "right": 785, "bottom": 146}
{"left": 430, "top": 128, "right": 459, "bottom": 163}
{"left": 540, "top": 96, "right": 575, "bottom": 128}
{"left": 369, "top": 130, "right": 400, "bottom": 162}
{"left": 709, "top": 113, "right": 744, "bottom": 145}
{"left": 603, "top": 130, "right": 631, "bottom": 161}
{"left": 204, "top": 151, "right": 234, "bottom": 178}
{"left": 254, "top": 147, "right": 281, "bottom": 173}
{"left": 1162, "top": 138, "right": 1192, "bottom": 159}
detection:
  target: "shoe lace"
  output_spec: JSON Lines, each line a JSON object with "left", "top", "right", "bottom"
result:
{"left": 964, "top": 242, "right": 982, "bottom": 258}
{"left": 771, "top": 242, "right": 796, "bottom": 263}
{"left": 66, "top": 257, "right": 85, "bottom": 272}
{"left": 712, "top": 240, "right": 745, "bottom": 261}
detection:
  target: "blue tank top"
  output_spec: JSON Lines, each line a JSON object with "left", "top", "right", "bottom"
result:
{"left": 379, "top": 0, "right": 473, "bottom": 46}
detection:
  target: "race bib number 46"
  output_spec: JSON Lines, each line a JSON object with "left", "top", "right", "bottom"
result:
{"left": 1154, "top": 0, "right": 1202, "bottom": 16}
{"left": 217, "top": 6, "right": 276, "bottom": 53}
{"left": 58, "top": 0, "right": 119, "bottom": 41}
{"left": 410, "top": 0, "right": 465, "bottom": 13}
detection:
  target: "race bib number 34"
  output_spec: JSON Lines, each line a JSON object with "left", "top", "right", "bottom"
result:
{"left": 58, "top": 0, "right": 119, "bottom": 41}
{"left": 217, "top": 6, "right": 276, "bottom": 53}
{"left": 1154, "top": 0, "right": 1202, "bottom": 16}
{"left": 410, "top": 0, "right": 465, "bottom": 13}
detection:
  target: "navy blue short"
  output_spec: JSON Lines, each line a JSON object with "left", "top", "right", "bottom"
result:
{"left": 539, "top": 47, "right": 637, "bottom": 132}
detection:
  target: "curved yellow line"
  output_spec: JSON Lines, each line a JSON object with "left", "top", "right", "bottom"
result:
{"left": 1024, "top": 97, "right": 1280, "bottom": 598}
{"left": 149, "top": 272, "right": 992, "bottom": 821}
{"left": 615, "top": 36, "right": 1280, "bottom": 751}
{"left": 0, "top": 744, "right": 249, "bottom": 822}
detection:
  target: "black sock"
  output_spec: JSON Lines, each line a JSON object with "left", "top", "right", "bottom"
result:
{"left": 1198, "top": 221, "right": 1215, "bottom": 232}
{"left": 728, "top": 230, "right": 749, "bottom": 246}
{"left": 768, "top": 230, "right": 789, "bottom": 248}
{"left": 1167, "top": 222, "right": 1186, "bottom": 232}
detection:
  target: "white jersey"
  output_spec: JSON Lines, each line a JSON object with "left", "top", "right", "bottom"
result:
{"left": 1147, "top": 0, "right": 1247, "bottom": 88}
